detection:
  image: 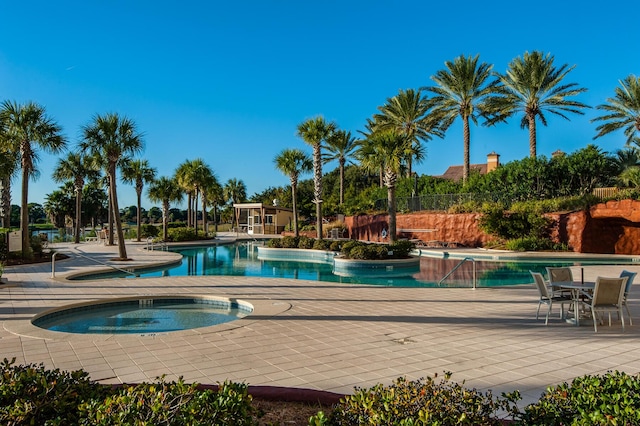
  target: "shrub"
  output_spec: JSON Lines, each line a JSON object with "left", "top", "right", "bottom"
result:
{"left": 141, "top": 224, "right": 160, "bottom": 238}
{"left": 80, "top": 378, "right": 255, "bottom": 426}
{"left": 346, "top": 245, "right": 369, "bottom": 260}
{"left": 298, "top": 236, "right": 314, "bottom": 249}
{"left": 267, "top": 238, "right": 282, "bottom": 248}
{"left": 447, "top": 200, "right": 482, "bottom": 213}
{"left": 313, "top": 239, "right": 332, "bottom": 250}
{"left": 166, "top": 227, "right": 208, "bottom": 242}
{"left": 29, "top": 235, "right": 43, "bottom": 255}
{"left": 280, "top": 236, "right": 299, "bottom": 248}
{"left": 0, "top": 358, "right": 108, "bottom": 425}
{"left": 389, "top": 240, "right": 415, "bottom": 258}
{"left": 329, "top": 241, "right": 342, "bottom": 251}
{"left": 313, "top": 373, "right": 518, "bottom": 425}
{"left": 340, "top": 240, "right": 365, "bottom": 258}
{"left": 518, "top": 371, "right": 640, "bottom": 426}
{"left": 478, "top": 204, "right": 551, "bottom": 240}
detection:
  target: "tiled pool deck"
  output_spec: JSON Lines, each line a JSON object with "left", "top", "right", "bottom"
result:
{"left": 2, "top": 237, "right": 640, "bottom": 407}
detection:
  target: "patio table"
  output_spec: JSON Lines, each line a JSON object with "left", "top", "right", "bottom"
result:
{"left": 554, "top": 282, "right": 595, "bottom": 326}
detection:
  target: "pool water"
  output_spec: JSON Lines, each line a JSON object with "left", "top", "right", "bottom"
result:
{"left": 72, "top": 241, "right": 625, "bottom": 287}
{"left": 33, "top": 297, "right": 252, "bottom": 334}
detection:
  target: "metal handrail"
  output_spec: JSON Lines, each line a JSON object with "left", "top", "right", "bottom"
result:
{"left": 438, "top": 257, "right": 477, "bottom": 289}
{"left": 146, "top": 238, "right": 168, "bottom": 251}
{"left": 51, "top": 250, "right": 138, "bottom": 278}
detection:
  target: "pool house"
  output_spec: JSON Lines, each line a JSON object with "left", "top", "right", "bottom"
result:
{"left": 232, "top": 202, "right": 293, "bottom": 235}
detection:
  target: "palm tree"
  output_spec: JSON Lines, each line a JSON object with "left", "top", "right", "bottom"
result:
{"left": 359, "top": 130, "right": 409, "bottom": 242}
{"left": 0, "top": 101, "right": 67, "bottom": 253}
{"left": 121, "top": 159, "right": 157, "bottom": 241}
{"left": 44, "top": 183, "right": 75, "bottom": 228}
{"left": 274, "top": 148, "right": 312, "bottom": 237}
{"left": 175, "top": 160, "right": 195, "bottom": 228}
{"left": 297, "top": 116, "right": 336, "bottom": 238}
{"left": 592, "top": 75, "right": 640, "bottom": 146}
{"left": 486, "top": 51, "right": 589, "bottom": 158}
{"left": 423, "top": 54, "right": 498, "bottom": 183}
{"left": 199, "top": 172, "right": 220, "bottom": 235}
{"left": 224, "top": 178, "right": 247, "bottom": 231}
{"left": 80, "top": 113, "right": 143, "bottom": 260}
{"left": 148, "top": 176, "right": 183, "bottom": 241}
{"left": 52, "top": 152, "right": 100, "bottom": 243}
{"left": 373, "top": 88, "right": 442, "bottom": 177}
{"left": 0, "top": 136, "right": 19, "bottom": 229}
{"left": 323, "top": 129, "right": 359, "bottom": 205}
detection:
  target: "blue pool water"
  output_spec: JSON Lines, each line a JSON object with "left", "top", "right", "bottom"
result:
{"left": 33, "top": 297, "right": 252, "bottom": 334}
{"left": 72, "top": 241, "right": 635, "bottom": 287}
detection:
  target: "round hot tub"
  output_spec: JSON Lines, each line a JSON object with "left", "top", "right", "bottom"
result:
{"left": 32, "top": 296, "right": 253, "bottom": 334}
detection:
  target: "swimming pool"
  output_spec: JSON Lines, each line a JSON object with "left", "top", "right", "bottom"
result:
{"left": 71, "top": 241, "right": 638, "bottom": 287}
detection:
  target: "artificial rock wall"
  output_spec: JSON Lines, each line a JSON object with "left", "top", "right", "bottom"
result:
{"left": 344, "top": 200, "right": 640, "bottom": 255}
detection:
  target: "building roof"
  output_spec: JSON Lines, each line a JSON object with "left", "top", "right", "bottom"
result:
{"left": 437, "top": 164, "right": 487, "bottom": 182}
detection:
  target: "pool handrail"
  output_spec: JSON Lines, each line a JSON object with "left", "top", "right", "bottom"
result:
{"left": 51, "top": 250, "right": 138, "bottom": 279}
{"left": 439, "top": 257, "right": 477, "bottom": 289}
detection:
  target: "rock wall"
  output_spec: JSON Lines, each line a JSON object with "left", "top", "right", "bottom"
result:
{"left": 344, "top": 199, "right": 640, "bottom": 255}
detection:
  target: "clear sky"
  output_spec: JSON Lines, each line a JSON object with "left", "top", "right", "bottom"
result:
{"left": 1, "top": 1, "right": 637, "bottom": 209}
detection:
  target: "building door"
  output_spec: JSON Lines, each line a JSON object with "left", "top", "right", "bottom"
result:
{"left": 247, "top": 216, "right": 254, "bottom": 234}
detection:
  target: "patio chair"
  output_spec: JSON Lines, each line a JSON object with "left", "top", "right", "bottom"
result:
{"left": 581, "top": 276, "right": 628, "bottom": 333}
{"left": 531, "top": 271, "right": 572, "bottom": 325}
{"left": 546, "top": 267, "right": 574, "bottom": 297}
{"left": 620, "top": 270, "right": 637, "bottom": 325}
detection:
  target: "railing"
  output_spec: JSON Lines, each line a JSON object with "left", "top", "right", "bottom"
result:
{"left": 438, "top": 257, "right": 477, "bottom": 289}
{"left": 146, "top": 238, "right": 168, "bottom": 251}
{"left": 375, "top": 192, "right": 508, "bottom": 213}
{"left": 51, "top": 250, "right": 138, "bottom": 278}
{"left": 592, "top": 187, "right": 619, "bottom": 198}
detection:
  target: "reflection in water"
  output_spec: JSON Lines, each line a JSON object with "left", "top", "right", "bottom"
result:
{"left": 118, "top": 242, "right": 587, "bottom": 288}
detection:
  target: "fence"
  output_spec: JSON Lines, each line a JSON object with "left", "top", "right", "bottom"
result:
{"left": 374, "top": 193, "right": 508, "bottom": 213}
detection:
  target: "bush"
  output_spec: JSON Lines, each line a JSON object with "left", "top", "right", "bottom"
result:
{"left": 0, "top": 358, "right": 108, "bottom": 425}
{"left": 280, "top": 236, "right": 299, "bottom": 248}
{"left": 313, "top": 373, "right": 518, "bottom": 425}
{"left": 389, "top": 240, "right": 415, "bottom": 258}
{"left": 518, "top": 371, "right": 640, "bottom": 425}
{"left": 166, "top": 227, "right": 208, "bottom": 242}
{"left": 329, "top": 241, "right": 342, "bottom": 251}
{"left": 267, "top": 238, "right": 282, "bottom": 248}
{"left": 298, "top": 236, "right": 314, "bottom": 249}
{"left": 141, "top": 224, "right": 160, "bottom": 238}
{"left": 80, "top": 378, "right": 255, "bottom": 426}
{"left": 313, "top": 239, "right": 332, "bottom": 250}
{"left": 29, "top": 235, "right": 43, "bottom": 255}
{"left": 340, "top": 240, "right": 365, "bottom": 258}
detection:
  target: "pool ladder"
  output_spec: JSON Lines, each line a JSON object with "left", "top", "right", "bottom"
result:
{"left": 439, "top": 257, "right": 477, "bottom": 289}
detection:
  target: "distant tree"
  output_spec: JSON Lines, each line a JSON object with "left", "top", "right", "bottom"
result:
{"left": 424, "top": 54, "right": 498, "bottom": 183}
{"left": 199, "top": 171, "right": 220, "bottom": 235}
{"left": 53, "top": 152, "right": 100, "bottom": 243}
{"left": 82, "top": 179, "right": 108, "bottom": 229}
{"left": 147, "top": 206, "right": 162, "bottom": 223}
{"left": 297, "top": 116, "right": 336, "bottom": 238}
{"left": 323, "top": 129, "right": 359, "bottom": 205}
{"left": 592, "top": 75, "right": 640, "bottom": 146}
{"left": 274, "top": 148, "right": 312, "bottom": 237}
{"left": 486, "top": 51, "right": 589, "bottom": 158}
{"left": 148, "top": 176, "right": 183, "bottom": 241}
{"left": 80, "top": 113, "right": 143, "bottom": 259}
{"left": 44, "top": 183, "right": 75, "bottom": 228}
{"left": 1, "top": 100, "right": 67, "bottom": 253}
{"left": 122, "top": 159, "right": 157, "bottom": 241}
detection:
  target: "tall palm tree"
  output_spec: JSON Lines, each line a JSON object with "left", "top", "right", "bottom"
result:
{"left": 224, "top": 178, "right": 247, "bottom": 230}
{"left": 80, "top": 113, "right": 143, "bottom": 260}
{"left": 323, "top": 129, "right": 359, "bottom": 205}
{"left": 373, "top": 88, "right": 442, "bottom": 177}
{"left": 423, "top": 54, "right": 498, "bottom": 183}
{"left": 0, "top": 101, "right": 67, "bottom": 253}
{"left": 175, "top": 160, "right": 195, "bottom": 228}
{"left": 486, "top": 51, "right": 589, "bottom": 158}
{"left": 0, "top": 136, "right": 19, "bottom": 229}
{"left": 52, "top": 152, "right": 100, "bottom": 243}
{"left": 199, "top": 172, "right": 220, "bottom": 235}
{"left": 274, "top": 148, "right": 312, "bottom": 237}
{"left": 121, "top": 159, "right": 157, "bottom": 241}
{"left": 148, "top": 176, "right": 183, "bottom": 241}
{"left": 359, "top": 130, "right": 409, "bottom": 242}
{"left": 297, "top": 116, "right": 336, "bottom": 238}
{"left": 592, "top": 75, "right": 640, "bottom": 146}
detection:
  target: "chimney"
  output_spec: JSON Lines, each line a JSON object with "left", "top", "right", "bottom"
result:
{"left": 552, "top": 149, "right": 565, "bottom": 158}
{"left": 486, "top": 152, "right": 500, "bottom": 172}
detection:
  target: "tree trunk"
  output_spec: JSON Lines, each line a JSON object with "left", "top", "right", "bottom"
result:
{"left": 74, "top": 179, "right": 83, "bottom": 244}
{"left": 136, "top": 183, "right": 142, "bottom": 242}
{"left": 109, "top": 163, "right": 128, "bottom": 259}
{"left": 0, "top": 177, "right": 10, "bottom": 229}
{"left": 162, "top": 201, "right": 169, "bottom": 241}
{"left": 107, "top": 176, "right": 114, "bottom": 246}
{"left": 186, "top": 193, "right": 192, "bottom": 227}
{"left": 339, "top": 158, "right": 345, "bottom": 205}
{"left": 385, "top": 169, "right": 398, "bottom": 243}
{"left": 202, "top": 199, "right": 208, "bottom": 236}
{"left": 528, "top": 114, "right": 537, "bottom": 158}
{"left": 20, "top": 164, "right": 30, "bottom": 255}
{"left": 291, "top": 178, "right": 299, "bottom": 238}
{"left": 463, "top": 115, "right": 470, "bottom": 183}
{"left": 313, "top": 142, "right": 323, "bottom": 239}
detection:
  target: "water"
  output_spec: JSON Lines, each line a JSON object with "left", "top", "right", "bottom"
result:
{"left": 33, "top": 298, "right": 251, "bottom": 334}
{"left": 72, "top": 241, "right": 626, "bottom": 287}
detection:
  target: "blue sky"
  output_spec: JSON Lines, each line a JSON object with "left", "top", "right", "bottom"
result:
{"left": 1, "top": 1, "right": 637, "bottom": 209}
